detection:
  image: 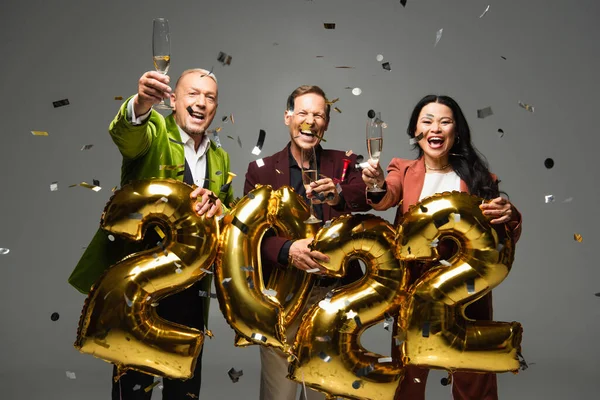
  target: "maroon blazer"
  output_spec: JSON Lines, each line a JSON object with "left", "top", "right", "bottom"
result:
{"left": 244, "top": 144, "right": 370, "bottom": 268}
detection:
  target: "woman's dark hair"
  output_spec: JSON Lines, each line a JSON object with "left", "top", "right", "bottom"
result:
{"left": 407, "top": 95, "right": 499, "bottom": 199}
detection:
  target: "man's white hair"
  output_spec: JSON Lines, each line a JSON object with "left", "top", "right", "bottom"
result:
{"left": 175, "top": 68, "right": 218, "bottom": 90}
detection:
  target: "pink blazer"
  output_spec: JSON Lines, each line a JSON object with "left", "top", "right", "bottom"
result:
{"left": 370, "top": 157, "right": 522, "bottom": 243}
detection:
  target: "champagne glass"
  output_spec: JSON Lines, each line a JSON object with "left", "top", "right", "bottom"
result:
{"left": 366, "top": 112, "right": 385, "bottom": 192}
{"left": 152, "top": 18, "right": 171, "bottom": 110}
{"left": 301, "top": 147, "right": 322, "bottom": 224}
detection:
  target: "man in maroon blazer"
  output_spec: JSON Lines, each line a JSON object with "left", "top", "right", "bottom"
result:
{"left": 244, "top": 85, "right": 370, "bottom": 400}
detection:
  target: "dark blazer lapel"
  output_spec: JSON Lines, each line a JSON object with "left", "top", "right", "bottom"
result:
{"left": 273, "top": 145, "right": 291, "bottom": 189}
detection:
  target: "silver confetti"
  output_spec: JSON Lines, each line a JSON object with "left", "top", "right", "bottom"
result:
{"left": 479, "top": 5, "right": 490, "bottom": 18}
{"left": 518, "top": 101, "right": 535, "bottom": 113}
{"left": 66, "top": 371, "right": 77, "bottom": 379}
{"left": 50, "top": 182, "right": 58, "bottom": 191}
{"left": 1, "top": 248, "right": 10, "bottom": 255}
{"left": 544, "top": 195, "right": 555, "bottom": 203}
{"left": 439, "top": 259, "right": 452, "bottom": 267}
{"left": 81, "top": 144, "right": 94, "bottom": 151}
{"left": 262, "top": 288, "right": 277, "bottom": 297}
{"left": 435, "top": 28, "right": 443, "bottom": 47}
{"left": 477, "top": 106, "right": 493, "bottom": 119}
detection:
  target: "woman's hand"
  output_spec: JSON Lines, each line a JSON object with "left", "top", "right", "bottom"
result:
{"left": 480, "top": 197, "right": 515, "bottom": 224}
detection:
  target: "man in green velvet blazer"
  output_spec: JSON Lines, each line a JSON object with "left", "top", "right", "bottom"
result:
{"left": 68, "top": 68, "right": 234, "bottom": 399}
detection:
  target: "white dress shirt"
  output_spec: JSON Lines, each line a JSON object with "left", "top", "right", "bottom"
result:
{"left": 127, "top": 96, "right": 210, "bottom": 186}
{"left": 419, "top": 171, "right": 461, "bottom": 201}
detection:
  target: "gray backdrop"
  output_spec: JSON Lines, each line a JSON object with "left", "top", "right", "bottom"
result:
{"left": 1, "top": 0, "right": 598, "bottom": 399}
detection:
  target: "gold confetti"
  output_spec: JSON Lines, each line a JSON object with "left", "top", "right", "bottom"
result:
{"left": 326, "top": 97, "right": 339, "bottom": 104}
{"left": 226, "top": 172, "right": 237, "bottom": 184}
{"left": 205, "top": 329, "right": 214, "bottom": 338}
{"left": 31, "top": 131, "right": 49, "bottom": 136}
{"left": 154, "top": 226, "right": 166, "bottom": 239}
{"left": 159, "top": 164, "right": 185, "bottom": 171}
{"left": 114, "top": 96, "right": 123, "bottom": 100}
{"left": 345, "top": 150, "right": 353, "bottom": 157}
{"left": 186, "top": 393, "right": 198, "bottom": 398}
{"left": 300, "top": 122, "right": 312, "bottom": 132}
{"left": 144, "top": 381, "right": 160, "bottom": 392}
{"left": 574, "top": 233, "right": 583, "bottom": 242}
{"left": 518, "top": 101, "right": 535, "bottom": 112}
{"left": 227, "top": 135, "right": 235, "bottom": 140}
{"left": 275, "top": 169, "right": 283, "bottom": 174}
{"left": 111, "top": 186, "right": 118, "bottom": 192}
{"left": 334, "top": 107, "right": 342, "bottom": 113}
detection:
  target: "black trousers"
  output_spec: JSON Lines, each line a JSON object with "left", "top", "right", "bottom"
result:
{"left": 111, "top": 280, "right": 206, "bottom": 399}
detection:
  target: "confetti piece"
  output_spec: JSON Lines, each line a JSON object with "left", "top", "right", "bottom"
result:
{"left": 205, "top": 329, "right": 214, "bottom": 338}
{"left": 66, "top": 371, "right": 76, "bottom": 379}
{"left": 544, "top": 195, "right": 555, "bottom": 203}
{"left": 256, "top": 158, "right": 265, "bottom": 168}
{"left": 70, "top": 182, "right": 102, "bottom": 192}
{"left": 564, "top": 197, "right": 574, "bottom": 203}
{"left": 414, "top": 378, "right": 421, "bottom": 383}
{"left": 319, "top": 352, "right": 332, "bottom": 362}
{"left": 80, "top": 144, "right": 94, "bottom": 151}
{"left": 275, "top": 169, "right": 282, "bottom": 174}
{"left": 324, "top": 23, "right": 336, "bottom": 29}
{"left": 422, "top": 322, "right": 430, "bottom": 337}
{"left": 159, "top": 164, "right": 185, "bottom": 171}
{"left": 400, "top": 0, "right": 407, "bottom": 6}
{"left": 252, "top": 129, "right": 266, "bottom": 155}
{"left": 237, "top": 136, "right": 242, "bottom": 148}
{"left": 435, "top": 28, "right": 443, "bottom": 47}
{"left": 356, "top": 364, "right": 375, "bottom": 377}
{"left": 378, "top": 357, "right": 393, "bottom": 363}
{"left": 222, "top": 277, "right": 233, "bottom": 285}
{"left": 228, "top": 368, "right": 244, "bottom": 383}
{"left": 351, "top": 88, "right": 362, "bottom": 96}
{"left": 352, "top": 380, "right": 362, "bottom": 389}
{"left": 454, "top": 213, "right": 461, "bottom": 222}
{"left": 466, "top": 278, "right": 475, "bottom": 294}
{"left": 354, "top": 315, "right": 363, "bottom": 328}
{"left": 346, "top": 310, "right": 358, "bottom": 319}
{"left": 477, "top": 106, "right": 493, "bottom": 119}
{"left": 544, "top": 158, "right": 554, "bottom": 169}
{"left": 144, "top": 381, "right": 161, "bottom": 392}
{"left": 595, "top": 293, "right": 600, "bottom": 297}
{"left": 51, "top": 312, "right": 60, "bottom": 321}
{"left": 186, "top": 393, "right": 198, "bottom": 398}
{"left": 441, "top": 377, "right": 451, "bottom": 386}
{"left": 574, "top": 233, "right": 583, "bottom": 242}
{"left": 334, "top": 107, "right": 342, "bottom": 113}
{"left": 262, "top": 289, "right": 278, "bottom": 297}
{"left": 124, "top": 294, "right": 133, "bottom": 307}
{"left": 50, "top": 182, "right": 58, "bottom": 191}
{"left": 518, "top": 101, "right": 535, "bottom": 112}
{"left": 114, "top": 96, "right": 123, "bottom": 100}
{"left": 133, "top": 385, "right": 141, "bottom": 391}
{"left": 53, "top": 99, "right": 70, "bottom": 108}
{"left": 439, "top": 259, "right": 452, "bottom": 267}
{"left": 0, "top": 248, "right": 10, "bottom": 255}
{"left": 128, "top": 212, "right": 143, "bottom": 220}
{"left": 284, "top": 292, "right": 294, "bottom": 302}
{"left": 409, "top": 132, "right": 424, "bottom": 145}
{"left": 240, "top": 266, "right": 254, "bottom": 272}
{"left": 217, "top": 51, "right": 232, "bottom": 66}
{"left": 306, "top": 268, "right": 320, "bottom": 273}
{"left": 251, "top": 333, "right": 267, "bottom": 342}
{"left": 497, "top": 128, "right": 505, "bottom": 138}
{"left": 501, "top": 56, "right": 507, "bottom": 60}
{"left": 335, "top": 66, "right": 354, "bottom": 69}
{"left": 316, "top": 335, "right": 332, "bottom": 342}
{"left": 93, "top": 179, "right": 100, "bottom": 187}
{"left": 382, "top": 62, "right": 391, "bottom": 71}
{"left": 154, "top": 226, "right": 166, "bottom": 239}
{"left": 376, "top": 54, "right": 384, "bottom": 62}
{"left": 479, "top": 5, "right": 490, "bottom": 18}
{"left": 31, "top": 130, "right": 49, "bottom": 136}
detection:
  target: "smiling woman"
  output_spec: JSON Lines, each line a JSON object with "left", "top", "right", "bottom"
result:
{"left": 361, "top": 94, "right": 524, "bottom": 400}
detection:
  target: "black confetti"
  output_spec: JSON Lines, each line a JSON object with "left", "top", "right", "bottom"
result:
{"left": 544, "top": 158, "right": 554, "bottom": 169}
{"left": 51, "top": 312, "right": 60, "bottom": 321}
{"left": 400, "top": 0, "right": 407, "bottom": 6}
{"left": 367, "top": 109, "right": 376, "bottom": 119}
{"left": 53, "top": 99, "right": 70, "bottom": 108}
{"left": 93, "top": 179, "right": 100, "bottom": 186}
{"left": 324, "top": 23, "right": 336, "bottom": 29}
{"left": 382, "top": 62, "right": 391, "bottom": 71}
{"left": 217, "top": 52, "right": 232, "bottom": 66}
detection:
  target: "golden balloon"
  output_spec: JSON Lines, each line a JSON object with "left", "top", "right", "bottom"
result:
{"left": 216, "top": 185, "right": 317, "bottom": 351}
{"left": 74, "top": 179, "right": 219, "bottom": 379}
{"left": 395, "top": 191, "right": 522, "bottom": 373}
{"left": 289, "top": 214, "right": 409, "bottom": 400}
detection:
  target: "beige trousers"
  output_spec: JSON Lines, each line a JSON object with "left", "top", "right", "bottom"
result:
{"left": 259, "top": 285, "right": 335, "bottom": 400}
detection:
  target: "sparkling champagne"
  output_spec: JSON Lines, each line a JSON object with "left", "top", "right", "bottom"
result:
{"left": 153, "top": 55, "right": 171, "bottom": 74}
{"left": 367, "top": 137, "right": 383, "bottom": 160}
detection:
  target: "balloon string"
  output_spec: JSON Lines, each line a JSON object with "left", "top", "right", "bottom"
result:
{"left": 302, "top": 370, "right": 307, "bottom": 400}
